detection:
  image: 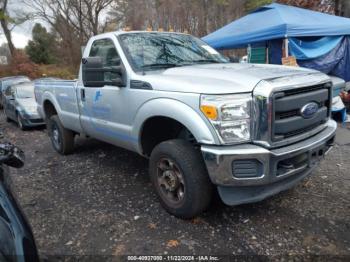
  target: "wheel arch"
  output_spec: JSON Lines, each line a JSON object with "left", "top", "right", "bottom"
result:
{"left": 133, "top": 98, "right": 218, "bottom": 156}
{"left": 40, "top": 90, "right": 62, "bottom": 121}
{"left": 43, "top": 99, "right": 58, "bottom": 120}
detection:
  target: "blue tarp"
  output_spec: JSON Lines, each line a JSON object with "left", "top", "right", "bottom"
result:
{"left": 268, "top": 37, "right": 350, "bottom": 81}
{"left": 297, "top": 37, "right": 350, "bottom": 81}
{"left": 289, "top": 36, "right": 343, "bottom": 60}
{"left": 202, "top": 3, "right": 350, "bottom": 49}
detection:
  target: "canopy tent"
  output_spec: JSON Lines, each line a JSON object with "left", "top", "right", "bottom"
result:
{"left": 202, "top": 3, "right": 350, "bottom": 81}
{"left": 202, "top": 3, "right": 350, "bottom": 49}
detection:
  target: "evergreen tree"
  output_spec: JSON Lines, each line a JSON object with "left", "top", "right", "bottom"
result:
{"left": 25, "top": 23, "right": 57, "bottom": 64}
{"left": 245, "top": 0, "right": 273, "bottom": 12}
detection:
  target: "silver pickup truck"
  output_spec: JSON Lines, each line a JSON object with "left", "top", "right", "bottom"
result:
{"left": 35, "top": 31, "right": 336, "bottom": 218}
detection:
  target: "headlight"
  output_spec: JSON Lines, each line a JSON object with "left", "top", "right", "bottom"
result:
{"left": 24, "top": 106, "right": 38, "bottom": 114}
{"left": 200, "top": 93, "right": 252, "bottom": 144}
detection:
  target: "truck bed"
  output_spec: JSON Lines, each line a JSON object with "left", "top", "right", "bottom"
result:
{"left": 35, "top": 79, "right": 83, "bottom": 133}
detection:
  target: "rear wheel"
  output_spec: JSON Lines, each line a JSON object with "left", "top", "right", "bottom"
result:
{"left": 48, "top": 115, "right": 75, "bottom": 155}
{"left": 149, "top": 139, "right": 213, "bottom": 219}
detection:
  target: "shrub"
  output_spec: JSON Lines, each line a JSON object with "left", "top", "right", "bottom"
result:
{"left": 0, "top": 51, "right": 76, "bottom": 80}
{"left": 0, "top": 51, "right": 41, "bottom": 79}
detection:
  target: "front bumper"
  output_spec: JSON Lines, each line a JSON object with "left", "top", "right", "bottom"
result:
{"left": 21, "top": 113, "right": 45, "bottom": 127}
{"left": 201, "top": 120, "right": 337, "bottom": 205}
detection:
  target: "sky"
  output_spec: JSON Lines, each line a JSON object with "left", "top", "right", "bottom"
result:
{"left": 0, "top": 29, "right": 32, "bottom": 48}
{"left": 0, "top": 0, "right": 110, "bottom": 49}
{"left": 0, "top": 0, "right": 38, "bottom": 48}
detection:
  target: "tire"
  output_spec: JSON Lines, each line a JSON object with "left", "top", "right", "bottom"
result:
{"left": 17, "top": 114, "right": 26, "bottom": 130}
{"left": 4, "top": 110, "right": 10, "bottom": 122}
{"left": 149, "top": 139, "right": 213, "bottom": 219}
{"left": 47, "top": 115, "right": 75, "bottom": 155}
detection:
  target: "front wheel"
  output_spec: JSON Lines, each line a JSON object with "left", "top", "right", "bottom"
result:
{"left": 4, "top": 109, "right": 10, "bottom": 122}
{"left": 17, "top": 114, "right": 26, "bottom": 130}
{"left": 48, "top": 115, "right": 75, "bottom": 155}
{"left": 149, "top": 139, "right": 213, "bottom": 219}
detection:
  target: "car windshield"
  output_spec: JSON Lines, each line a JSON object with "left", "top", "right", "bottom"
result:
{"left": 16, "top": 85, "right": 35, "bottom": 99}
{"left": 119, "top": 33, "right": 229, "bottom": 72}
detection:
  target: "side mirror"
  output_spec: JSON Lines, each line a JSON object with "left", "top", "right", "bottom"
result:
{"left": 82, "top": 57, "right": 126, "bottom": 87}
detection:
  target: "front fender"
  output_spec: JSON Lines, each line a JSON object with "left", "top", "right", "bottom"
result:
{"left": 132, "top": 98, "right": 219, "bottom": 153}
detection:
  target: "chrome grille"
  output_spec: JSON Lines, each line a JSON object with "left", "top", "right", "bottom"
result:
{"left": 272, "top": 83, "right": 331, "bottom": 141}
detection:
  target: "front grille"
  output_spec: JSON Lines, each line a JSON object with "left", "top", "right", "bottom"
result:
{"left": 29, "top": 118, "right": 44, "bottom": 124}
{"left": 272, "top": 83, "right": 331, "bottom": 141}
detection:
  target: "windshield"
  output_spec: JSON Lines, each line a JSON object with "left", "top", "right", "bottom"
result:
{"left": 16, "top": 85, "right": 35, "bottom": 99}
{"left": 119, "top": 33, "right": 229, "bottom": 72}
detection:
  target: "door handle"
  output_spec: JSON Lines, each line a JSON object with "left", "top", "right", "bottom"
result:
{"left": 81, "top": 88, "right": 85, "bottom": 102}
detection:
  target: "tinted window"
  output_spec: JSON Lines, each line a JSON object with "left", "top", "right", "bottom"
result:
{"left": 89, "top": 39, "right": 121, "bottom": 83}
{"left": 4, "top": 86, "right": 13, "bottom": 97}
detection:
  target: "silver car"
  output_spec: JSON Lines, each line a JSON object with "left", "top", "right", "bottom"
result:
{"left": 3, "top": 82, "right": 45, "bottom": 130}
{"left": 0, "top": 76, "right": 30, "bottom": 107}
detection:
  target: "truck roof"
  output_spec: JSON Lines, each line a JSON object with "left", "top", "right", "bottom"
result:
{"left": 90, "top": 30, "right": 190, "bottom": 40}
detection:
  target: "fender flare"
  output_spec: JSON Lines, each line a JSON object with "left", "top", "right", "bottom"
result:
{"left": 132, "top": 98, "right": 219, "bottom": 153}
{"left": 41, "top": 91, "right": 62, "bottom": 120}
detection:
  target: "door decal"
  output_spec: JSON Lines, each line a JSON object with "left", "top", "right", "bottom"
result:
{"left": 94, "top": 90, "right": 102, "bottom": 103}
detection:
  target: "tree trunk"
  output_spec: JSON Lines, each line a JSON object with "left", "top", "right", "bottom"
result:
{"left": 0, "top": 19, "right": 15, "bottom": 56}
{"left": 334, "top": 0, "right": 340, "bottom": 15}
{"left": 0, "top": 0, "right": 15, "bottom": 56}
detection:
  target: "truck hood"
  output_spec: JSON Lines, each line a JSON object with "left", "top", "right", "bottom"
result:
{"left": 140, "top": 63, "right": 322, "bottom": 94}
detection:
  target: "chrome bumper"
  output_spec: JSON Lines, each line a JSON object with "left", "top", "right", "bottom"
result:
{"left": 201, "top": 120, "right": 336, "bottom": 205}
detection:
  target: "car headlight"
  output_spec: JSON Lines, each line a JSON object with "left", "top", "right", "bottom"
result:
{"left": 24, "top": 106, "right": 38, "bottom": 114}
{"left": 200, "top": 93, "right": 252, "bottom": 144}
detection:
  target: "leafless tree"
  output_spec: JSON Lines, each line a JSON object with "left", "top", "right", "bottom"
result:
{"left": 108, "top": 0, "right": 245, "bottom": 37}
{"left": 0, "top": 0, "right": 15, "bottom": 55}
{"left": 0, "top": 0, "right": 32, "bottom": 57}
{"left": 23, "top": 0, "right": 114, "bottom": 66}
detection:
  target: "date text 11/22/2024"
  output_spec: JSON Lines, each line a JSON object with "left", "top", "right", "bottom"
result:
{"left": 127, "top": 256, "right": 220, "bottom": 261}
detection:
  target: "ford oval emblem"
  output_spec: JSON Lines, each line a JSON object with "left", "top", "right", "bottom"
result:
{"left": 300, "top": 102, "right": 318, "bottom": 119}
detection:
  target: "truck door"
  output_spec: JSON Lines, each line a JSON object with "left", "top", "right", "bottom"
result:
{"left": 77, "top": 38, "right": 132, "bottom": 148}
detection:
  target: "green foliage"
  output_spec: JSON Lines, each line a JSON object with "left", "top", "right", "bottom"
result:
{"left": 245, "top": 0, "right": 273, "bottom": 12}
{"left": 38, "top": 64, "right": 77, "bottom": 79}
{"left": 25, "top": 23, "right": 57, "bottom": 64}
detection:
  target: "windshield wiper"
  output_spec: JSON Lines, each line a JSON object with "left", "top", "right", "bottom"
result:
{"left": 190, "top": 59, "right": 223, "bottom": 64}
{"left": 141, "top": 63, "right": 180, "bottom": 69}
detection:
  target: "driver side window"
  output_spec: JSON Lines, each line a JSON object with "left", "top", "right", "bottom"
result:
{"left": 89, "top": 39, "right": 121, "bottom": 82}
{"left": 5, "top": 86, "right": 14, "bottom": 97}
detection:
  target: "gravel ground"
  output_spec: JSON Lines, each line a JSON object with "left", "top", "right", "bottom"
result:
{"left": 1, "top": 113, "right": 350, "bottom": 259}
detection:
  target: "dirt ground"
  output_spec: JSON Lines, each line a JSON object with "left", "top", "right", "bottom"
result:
{"left": 1, "top": 113, "right": 349, "bottom": 260}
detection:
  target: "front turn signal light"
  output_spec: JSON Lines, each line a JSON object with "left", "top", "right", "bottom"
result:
{"left": 201, "top": 105, "right": 218, "bottom": 120}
